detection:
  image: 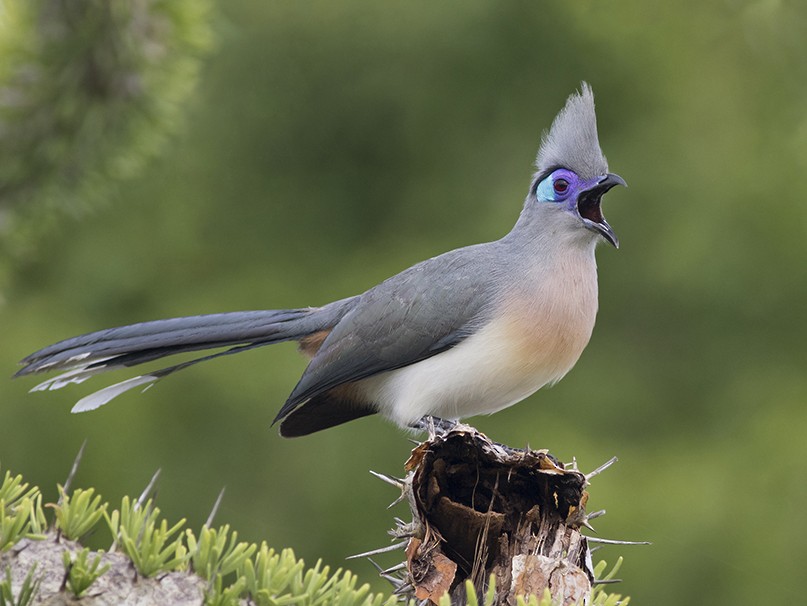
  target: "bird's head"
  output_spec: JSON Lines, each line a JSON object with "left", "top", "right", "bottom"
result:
{"left": 528, "top": 83, "right": 626, "bottom": 248}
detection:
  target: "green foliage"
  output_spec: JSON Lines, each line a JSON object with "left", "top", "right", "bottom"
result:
{"left": 203, "top": 573, "right": 248, "bottom": 606}
{"left": 438, "top": 578, "right": 497, "bottom": 606}
{"left": 0, "top": 471, "right": 38, "bottom": 512}
{"left": 0, "top": 468, "right": 46, "bottom": 552}
{"left": 0, "top": 564, "right": 41, "bottom": 606}
{"left": 187, "top": 524, "right": 257, "bottom": 605}
{"left": 0, "top": 469, "right": 413, "bottom": 604}
{"left": 0, "top": 504, "right": 30, "bottom": 554}
{"left": 0, "top": 466, "right": 627, "bottom": 605}
{"left": 104, "top": 496, "right": 188, "bottom": 577}
{"left": 61, "top": 547, "right": 110, "bottom": 598}
{"left": 188, "top": 524, "right": 257, "bottom": 580}
{"left": 189, "top": 538, "right": 400, "bottom": 606}
{"left": 20, "top": 494, "right": 46, "bottom": 540}
{"left": 0, "top": 0, "right": 213, "bottom": 264}
{"left": 239, "top": 544, "right": 304, "bottom": 604}
{"left": 236, "top": 544, "right": 396, "bottom": 606}
{"left": 48, "top": 485, "right": 107, "bottom": 541}
{"left": 591, "top": 558, "right": 629, "bottom": 606}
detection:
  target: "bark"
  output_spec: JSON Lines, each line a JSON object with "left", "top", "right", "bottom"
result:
{"left": 389, "top": 424, "right": 595, "bottom": 605}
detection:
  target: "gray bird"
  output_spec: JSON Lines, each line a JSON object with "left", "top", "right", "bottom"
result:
{"left": 16, "top": 83, "right": 625, "bottom": 437}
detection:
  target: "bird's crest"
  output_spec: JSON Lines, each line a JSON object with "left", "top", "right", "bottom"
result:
{"left": 535, "top": 83, "right": 608, "bottom": 180}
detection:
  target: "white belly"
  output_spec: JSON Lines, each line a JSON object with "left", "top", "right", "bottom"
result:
{"left": 358, "top": 293, "right": 597, "bottom": 427}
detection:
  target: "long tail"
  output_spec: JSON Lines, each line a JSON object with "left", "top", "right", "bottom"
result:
{"left": 16, "top": 303, "right": 349, "bottom": 413}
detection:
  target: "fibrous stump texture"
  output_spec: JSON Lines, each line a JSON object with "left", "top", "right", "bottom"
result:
{"left": 402, "top": 425, "right": 593, "bottom": 605}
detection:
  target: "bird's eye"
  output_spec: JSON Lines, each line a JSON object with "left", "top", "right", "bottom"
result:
{"left": 553, "top": 179, "right": 569, "bottom": 196}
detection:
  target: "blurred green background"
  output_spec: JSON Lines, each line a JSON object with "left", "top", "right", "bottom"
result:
{"left": 2, "top": 1, "right": 806, "bottom": 604}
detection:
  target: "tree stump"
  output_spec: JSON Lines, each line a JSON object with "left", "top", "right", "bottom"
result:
{"left": 377, "top": 424, "right": 597, "bottom": 605}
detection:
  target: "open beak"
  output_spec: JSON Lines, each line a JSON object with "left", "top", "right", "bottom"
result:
{"left": 577, "top": 173, "right": 626, "bottom": 248}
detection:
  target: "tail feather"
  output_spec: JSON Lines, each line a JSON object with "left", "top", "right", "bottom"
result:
{"left": 17, "top": 309, "right": 314, "bottom": 377}
{"left": 16, "top": 308, "right": 331, "bottom": 412}
{"left": 71, "top": 375, "right": 161, "bottom": 413}
{"left": 17, "top": 296, "right": 361, "bottom": 413}
{"left": 68, "top": 341, "right": 272, "bottom": 413}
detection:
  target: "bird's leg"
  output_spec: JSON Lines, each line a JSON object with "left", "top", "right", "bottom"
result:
{"left": 410, "top": 415, "right": 458, "bottom": 436}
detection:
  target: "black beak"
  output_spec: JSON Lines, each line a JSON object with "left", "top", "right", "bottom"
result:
{"left": 577, "top": 172, "right": 626, "bottom": 248}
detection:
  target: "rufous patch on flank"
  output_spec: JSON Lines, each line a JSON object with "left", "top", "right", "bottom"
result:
{"left": 297, "top": 330, "right": 331, "bottom": 357}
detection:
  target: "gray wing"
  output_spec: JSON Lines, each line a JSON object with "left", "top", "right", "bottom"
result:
{"left": 273, "top": 246, "right": 497, "bottom": 423}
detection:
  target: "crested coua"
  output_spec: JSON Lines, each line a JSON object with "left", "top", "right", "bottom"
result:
{"left": 17, "top": 83, "right": 625, "bottom": 437}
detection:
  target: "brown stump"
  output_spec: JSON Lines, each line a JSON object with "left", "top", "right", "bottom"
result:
{"left": 390, "top": 425, "right": 595, "bottom": 605}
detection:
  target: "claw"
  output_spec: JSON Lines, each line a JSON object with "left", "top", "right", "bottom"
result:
{"left": 409, "top": 415, "right": 458, "bottom": 436}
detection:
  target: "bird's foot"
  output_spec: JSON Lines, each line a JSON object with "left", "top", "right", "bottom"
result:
{"left": 409, "top": 415, "right": 458, "bottom": 436}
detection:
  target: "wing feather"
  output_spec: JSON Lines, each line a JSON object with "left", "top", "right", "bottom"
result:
{"left": 274, "top": 248, "right": 497, "bottom": 423}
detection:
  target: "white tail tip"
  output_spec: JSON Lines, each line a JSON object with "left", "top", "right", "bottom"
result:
{"left": 71, "top": 375, "right": 158, "bottom": 413}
